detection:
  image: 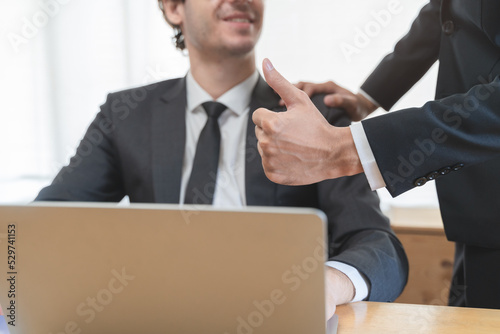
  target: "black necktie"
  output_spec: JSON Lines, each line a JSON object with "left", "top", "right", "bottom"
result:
{"left": 184, "top": 102, "right": 227, "bottom": 204}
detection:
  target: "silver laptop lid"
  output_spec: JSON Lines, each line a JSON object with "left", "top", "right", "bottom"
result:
{"left": 0, "top": 203, "right": 328, "bottom": 334}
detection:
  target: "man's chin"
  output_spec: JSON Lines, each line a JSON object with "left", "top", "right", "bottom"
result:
{"left": 224, "top": 42, "right": 257, "bottom": 57}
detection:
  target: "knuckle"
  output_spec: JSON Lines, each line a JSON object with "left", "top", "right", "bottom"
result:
{"left": 326, "top": 81, "right": 337, "bottom": 89}
{"left": 259, "top": 138, "right": 277, "bottom": 155}
{"left": 259, "top": 138, "right": 270, "bottom": 151}
{"left": 263, "top": 116, "right": 283, "bottom": 133}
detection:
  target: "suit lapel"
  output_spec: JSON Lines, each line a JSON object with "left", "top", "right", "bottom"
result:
{"left": 151, "top": 78, "right": 187, "bottom": 203}
{"left": 245, "top": 76, "right": 284, "bottom": 206}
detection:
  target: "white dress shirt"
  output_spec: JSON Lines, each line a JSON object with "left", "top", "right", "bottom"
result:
{"left": 180, "top": 71, "right": 258, "bottom": 207}
{"left": 181, "top": 71, "right": 368, "bottom": 302}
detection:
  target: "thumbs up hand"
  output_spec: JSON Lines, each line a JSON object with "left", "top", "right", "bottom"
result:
{"left": 253, "top": 59, "right": 363, "bottom": 185}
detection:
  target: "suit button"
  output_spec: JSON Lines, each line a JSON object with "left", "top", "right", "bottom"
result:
{"left": 442, "top": 20, "right": 455, "bottom": 35}
{"left": 414, "top": 177, "right": 427, "bottom": 187}
{"left": 426, "top": 171, "right": 440, "bottom": 181}
{"left": 452, "top": 163, "right": 464, "bottom": 171}
{"left": 439, "top": 167, "right": 452, "bottom": 175}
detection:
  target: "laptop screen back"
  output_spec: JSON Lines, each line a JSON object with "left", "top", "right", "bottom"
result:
{"left": 0, "top": 203, "right": 328, "bottom": 334}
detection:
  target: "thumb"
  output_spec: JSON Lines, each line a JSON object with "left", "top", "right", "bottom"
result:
{"left": 262, "top": 58, "right": 303, "bottom": 108}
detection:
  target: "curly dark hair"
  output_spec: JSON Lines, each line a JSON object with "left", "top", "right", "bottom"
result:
{"left": 157, "top": 0, "right": 186, "bottom": 50}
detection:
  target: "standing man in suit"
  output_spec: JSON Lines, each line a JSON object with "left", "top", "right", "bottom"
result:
{"left": 36, "top": 0, "right": 408, "bottom": 318}
{"left": 254, "top": 0, "right": 500, "bottom": 308}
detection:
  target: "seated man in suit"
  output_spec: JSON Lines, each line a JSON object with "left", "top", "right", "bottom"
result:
{"left": 35, "top": 0, "right": 408, "bottom": 318}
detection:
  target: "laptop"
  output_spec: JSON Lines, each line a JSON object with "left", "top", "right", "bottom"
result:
{"left": 0, "top": 203, "right": 338, "bottom": 334}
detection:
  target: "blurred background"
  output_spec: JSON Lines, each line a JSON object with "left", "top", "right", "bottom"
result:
{"left": 0, "top": 0, "right": 438, "bottom": 209}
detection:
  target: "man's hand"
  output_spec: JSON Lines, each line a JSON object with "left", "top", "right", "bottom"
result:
{"left": 325, "top": 267, "right": 355, "bottom": 320}
{"left": 253, "top": 59, "right": 363, "bottom": 185}
{"left": 288, "top": 81, "right": 378, "bottom": 122}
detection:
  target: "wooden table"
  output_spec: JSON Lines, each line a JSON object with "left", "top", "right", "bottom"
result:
{"left": 336, "top": 302, "right": 500, "bottom": 333}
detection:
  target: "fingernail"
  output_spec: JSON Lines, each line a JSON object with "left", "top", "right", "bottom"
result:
{"left": 264, "top": 58, "right": 274, "bottom": 72}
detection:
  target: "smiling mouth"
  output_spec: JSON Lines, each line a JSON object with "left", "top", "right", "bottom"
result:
{"left": 222, "top": 12, "right": 255, "bottom": 24}
{"left": 225, "top": 18, "right": 252, "bottom": 23}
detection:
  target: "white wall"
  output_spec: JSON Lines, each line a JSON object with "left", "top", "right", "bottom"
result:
{"left": 0, "top": 0, "right": 437, "bottom": 208}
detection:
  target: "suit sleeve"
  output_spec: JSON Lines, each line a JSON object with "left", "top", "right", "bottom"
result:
{"left": 361, "top": 0, "right": 442, "bottom": 110}
{"left": 363, "top": 76, "right": 500, "bottom": 197}
{"left": 311, "top": 95, "right": 409, "bottom": 302}
{"left": 359, "top": 0, "right": 500, "bottom": 197}
{"left": 35, "top": 95, "right": 125, "bottom": 202}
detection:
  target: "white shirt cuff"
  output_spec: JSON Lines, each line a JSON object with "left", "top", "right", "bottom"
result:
{"left": 350, "top": 122, "right": 386, "bottom": 190}
{"left": 326, "top": 261, "right": 369, "bottom": 302}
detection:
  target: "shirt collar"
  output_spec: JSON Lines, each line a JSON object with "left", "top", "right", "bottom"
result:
{"left": 186, "top": 70, "right": 259, "bottom": 116}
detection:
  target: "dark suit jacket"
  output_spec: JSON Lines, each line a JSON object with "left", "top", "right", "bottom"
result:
{"left": 36, "top": 76, "right": 408, "bottom": 302}
{"left": 360, "top": 0, "right": 500, "bottom": 249}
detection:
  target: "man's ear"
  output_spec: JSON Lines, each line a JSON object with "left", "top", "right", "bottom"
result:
{"left": 162, "top": 0, "right": 184, "bottom": 27}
